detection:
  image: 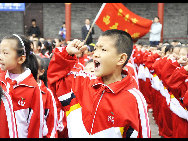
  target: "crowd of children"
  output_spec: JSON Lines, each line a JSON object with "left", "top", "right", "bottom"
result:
{"left": 132, "top": 40, "right": 188, "bottom": 138}
{"left": 0, "top": 30, "right": 187, "bottom": 138}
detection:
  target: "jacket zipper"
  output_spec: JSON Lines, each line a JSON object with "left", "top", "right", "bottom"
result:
{"left": 90, "top": 89, "right": 105, "bottom": 135}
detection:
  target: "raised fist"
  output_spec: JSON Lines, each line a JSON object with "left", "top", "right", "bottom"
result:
{"left": 66, "top": 39, "right": 87, "bottom": 56}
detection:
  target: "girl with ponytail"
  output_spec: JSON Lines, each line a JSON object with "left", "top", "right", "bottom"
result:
{"left": 0, "top": 34, "right": 44, "bottom": 138}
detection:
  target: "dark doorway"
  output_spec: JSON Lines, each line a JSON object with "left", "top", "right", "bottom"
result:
{"left": 24, "top": 3, "right": 43, "bottom": 37}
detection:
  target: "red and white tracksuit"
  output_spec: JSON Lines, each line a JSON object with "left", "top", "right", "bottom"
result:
{"left": 47, "top": 47, "right": 151, "bottom": 138}
{"left": 38, "top": 80, "right": 58, "bottom": 138}
{"left": 0, "top": 68, "right": 44, "bottom": 138}
{"left": 133, "top": 47, "right": 188, "bottom": 138}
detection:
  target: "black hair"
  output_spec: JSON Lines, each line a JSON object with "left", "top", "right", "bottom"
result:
{"left": 63, "top": 21, "right": 65, "bottom": 25}
{"left": 165, "top": 45, "right": 174, "bottom": 55}
{"left": 137, "top": 41, "right": 143, "bottom": 46}
{"left": 154, "top": 16, "right": 159, "bottom": 20}
{"left": 101, "top": 29, "right": 133, "bottom": 66}
{"left": 31, "top": 19, "right": 36, "bottom": 22}
{"left": 88, "top": 45, "right": 94, "bottom": 52}
{"left": 38, "top": 40, "right": 42, "bottom": 47}
{"left": 51, "top": 40, "right": 56, "bottom": 49}
{"left": 0, "top": 86, "right": 3, "bottom": 105}
{"left": 163, "top": 40, "right": 169, "bottom": 44}
{"left": 29, "top": 40, "right": 34, "bottom": 52}
{"left": 36, "top": 55, "right": 49, "bottom": 87}
{"left": 42, "top": 40, "right": 52, "bottom": 56}
{"left": 172, "top": 40, "right": 178, "bottom": 42}
{"left": 3, "top": 34, "right": 39, "bottom": 81}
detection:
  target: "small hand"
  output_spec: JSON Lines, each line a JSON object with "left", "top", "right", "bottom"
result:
{"left": 66, "top": 39, "right": 87, "bottom": 55}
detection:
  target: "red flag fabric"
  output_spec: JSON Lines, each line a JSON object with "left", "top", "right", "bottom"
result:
{"left": 95, "top": 3, "right": 153, "bottom": 40}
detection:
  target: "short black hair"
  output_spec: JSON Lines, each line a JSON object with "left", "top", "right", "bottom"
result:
{"left": 165, "top": 45, "right": 174, "bottom": 55}
{"left": 63, "top": 21, "right": 65, "bottom": 24}
{"left": 85, "top": 18, "right": 90, "bottom": 21}
{"left": 31, "top": 19, "right": 36, "bottom": 22}
{"left": 172, "top": 40, "right": 178, "bottom": 42}
{"left": 154, "top": 16, "right": 159, "bottom": 20}
{"left": 101, "top": 29, "right": 133, "bottom": 66}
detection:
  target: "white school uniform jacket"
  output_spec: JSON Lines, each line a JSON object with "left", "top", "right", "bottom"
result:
{"left": 0, "top": 68, "right": 44, "bottom": 138}
{"left": 149, "top": 22, "right": 162, "bottom": 42}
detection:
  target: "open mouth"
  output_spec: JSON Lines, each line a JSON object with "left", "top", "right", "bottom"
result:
{"left": 94, "top": 60, "right": 100, "bottom": 69}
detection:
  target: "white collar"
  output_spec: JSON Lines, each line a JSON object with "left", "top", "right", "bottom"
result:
{"left": 5, "top": 68, "right": 31, "bottom": 84}
{"left": 85, "top": 24, "right": 90, "bottom": 30}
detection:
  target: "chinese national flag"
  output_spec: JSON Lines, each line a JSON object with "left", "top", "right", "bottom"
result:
{"left": 95, "top": 3, "right": 152, "bottom": 40}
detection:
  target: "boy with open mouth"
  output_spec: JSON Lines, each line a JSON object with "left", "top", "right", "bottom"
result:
{"left": 47, "top": 29, "right": 151, "bottom": 138}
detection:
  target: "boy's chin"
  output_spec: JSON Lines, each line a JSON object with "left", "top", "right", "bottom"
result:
{"left": 94, "top": 71, "right": 103, "bottom": 77}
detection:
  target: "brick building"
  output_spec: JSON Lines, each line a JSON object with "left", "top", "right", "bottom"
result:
{"left": 0, "top": 3, "right": 188, "bottom": 43}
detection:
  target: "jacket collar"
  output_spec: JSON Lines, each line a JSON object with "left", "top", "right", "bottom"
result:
{"left": 5, "top": 68, "right": 31, "bottom": 84}
{"left": 1, "top": 68, "right": 37, "bottom": 88}
{"left": 91, "top": 70, "right": 136, "bottom": 94}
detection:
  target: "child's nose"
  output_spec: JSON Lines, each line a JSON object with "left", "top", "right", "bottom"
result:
{"left": 93, "top": 50, "right": 100, "bottom": 58}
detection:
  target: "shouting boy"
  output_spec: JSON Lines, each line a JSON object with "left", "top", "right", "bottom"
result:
{"left": 47, "top": 29, "right": 151, "bottom": 138}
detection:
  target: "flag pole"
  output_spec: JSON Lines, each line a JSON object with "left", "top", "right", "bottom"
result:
{"left": 84, "top": 3, "right": 106, "bottom": 44}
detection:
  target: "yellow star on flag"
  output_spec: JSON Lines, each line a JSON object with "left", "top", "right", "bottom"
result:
{"left": 110, "top": 23, "right": 119, "bottom": 29}
{"left": 103, "top": 15, "right": 110, "bottom": 25}
{"left": 125, "top": 29, "right": 128, "bottom": 32}
{"left": 124, "top": 14, "right": 130, "bottom": 21}
{"left": 131, "top": 33, "right": 140, "bottom": 39}
{"left": 118, "top": 9, "right": 123, "bottom": 16}
{"left": 131, "top": 18, "right": 138, "bottom": 24}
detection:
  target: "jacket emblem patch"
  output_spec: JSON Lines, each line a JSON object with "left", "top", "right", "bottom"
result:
{"left": 18, "top": 97, "right": 25, "bottom": 106}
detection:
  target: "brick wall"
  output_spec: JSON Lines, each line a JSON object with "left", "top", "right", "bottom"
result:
{"left": 0, "top": 3, "right": 188, "bottom": 43}
{"left": 0, "top": 11, "right": 24, "bottom": 40}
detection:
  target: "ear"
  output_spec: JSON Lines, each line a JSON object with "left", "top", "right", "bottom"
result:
{"left": 17, "top": 55, "right": 26, "bottom": 65}
{"left": 117, "top": 53, "right": 128, "bottom": 66}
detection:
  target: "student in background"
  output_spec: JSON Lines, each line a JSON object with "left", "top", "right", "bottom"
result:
{"left": 36, "top": 55, "right": 58, "bottom": 138}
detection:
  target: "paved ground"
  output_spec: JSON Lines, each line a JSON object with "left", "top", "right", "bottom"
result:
{"left": 148, "top": 111, "right": 161, "bottom": 138}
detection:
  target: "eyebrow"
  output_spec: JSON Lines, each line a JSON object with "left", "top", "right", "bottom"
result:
{"left": 95, "top": 44, "right": 103, "bottom": 48}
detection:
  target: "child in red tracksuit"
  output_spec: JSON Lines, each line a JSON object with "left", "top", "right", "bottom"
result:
{"left": 160, "top": 55, "right": 188, "bottom": 138}
{"left": 0, "top": 34, "right": 44, "bottom": 138}
{"left": 47, "top": 29, "right": 151, "bottom": 138}
{"left": 36, "top": 55, "right": 58, "bottom": 138}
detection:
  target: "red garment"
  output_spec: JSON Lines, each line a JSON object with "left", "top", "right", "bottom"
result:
{"left": 152, "top": 58, "right": 188, "bottom": 138}
{"left": 161, "top": 59, "right": 188, "bottom": 99}
{"left": 172, "top": 112, "right": 188, "bottom": 138}
{"left": 47, "top": 47, "right": 151, "bottom": 138}
{"left": 78, "top": 54, "right": 90, "bottom": 67}
{"left": 0, "top": 69, "right": 43, "bottom": 138}
{"left": 184, "top": 90, "right": 188, "bottom": 109}
{"left": 38, "top": 80, "right": 58, "bottom": 138}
